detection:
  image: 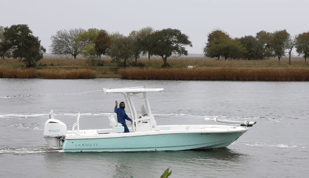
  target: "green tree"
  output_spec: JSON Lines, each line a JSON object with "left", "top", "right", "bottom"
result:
{"left": 0, "top": 24, "right": 46, "bottom": 67}
{"left": 75, "top": 28, "right": 100, "bottom": 58}
{"left": 206, "top": 37, "right": 245, "bottom": 60}
{"left": 107, "top": 32, "right": 124, "bottom": 61}
{"left": 50, "top": 28, "right": 86, "bottom": 59}
{"left": 109, "top": 32, "right": 124, "bottom": 43}
{"left": 137, "top": 27, "right": 154, "bottom": 60}
{"left": 0, "top": 26, "right": 12, "bottom": 58}
{"left": 129, "top": 30, "right": 142, "bottom": 63}
{"left": 94, "top": 30, "right": 111, "bottom": 59}
{"left": 207, "top": 29, "right": 230, "bottom": 45}
{"left": 240, "top": 35, "right": 264, "bottom": 60}
{"left": 149, "top": 28, "right": 192, "bottom": 66}
{"left": 204, "top": 29, "right": 230, "bottom": 59}
{"left": 109, "top": 36, "right": 134, "bottom": 67}
{"left": 269, "top": 30, "right": 290, "bottom": 61}
{"left": 256, "top": 30, "right": 273, "bottom": 58}
{"left": 0, "top": 26, "right": 4, "bottom": 42}
{"left": 0, "top": 26, "right": 10, "bottom": 58}
{"left": 0, "top": 41, "right": 12, "bottom": 59}
{"left": 296, "top": 32, "right": 309, "bottom": 62}
{"left": 229, "top": 38, "right": 246, "bottom": 59}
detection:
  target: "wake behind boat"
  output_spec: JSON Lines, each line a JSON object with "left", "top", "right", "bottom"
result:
{"left": 43, "top": 87, "right": 256, "bottom": 152}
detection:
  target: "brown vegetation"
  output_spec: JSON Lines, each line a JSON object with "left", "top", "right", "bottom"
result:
{"left": 38, "top": 68, "right": 95, "bottom": 79}
{"left": 1, "top": 56, "right": 309, "bottom": 80}
{"left": 2, "top": 56, "right": 308, "bottom": 69}
{"left": 121, "top": 68, "right": 309, "bottom": 81}
{"left": 0, "top": 68, "right": 36, "bottom": 78}
{"left": 137, "top": 57, "right": 309, "bottom": 69}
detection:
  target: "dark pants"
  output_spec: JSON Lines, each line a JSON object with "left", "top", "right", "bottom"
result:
{"left": 121, "top": 123, "right": 130, "bottom": 133}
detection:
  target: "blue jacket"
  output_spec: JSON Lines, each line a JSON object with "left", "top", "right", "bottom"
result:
{"left": 114, "top": 104, "right": 132, "bottom": 124}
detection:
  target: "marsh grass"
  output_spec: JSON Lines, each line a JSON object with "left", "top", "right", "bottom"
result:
{"left": 38, "top": 68, "right": 96, "bottom": 79}
{"left": 2, "top": 56, "right": 309, "bottom": 69}
{"left": 0, "top": 68, "right": 36, "bottom": 78}
{"left": 121, "top": 68, "right": 309, "bottom": 81}
{"left": 0, "top": 58, "right": 25, "bottom": 68}
{"left": 138, "top": 57, "right": 309, "bottom": 69}
{"left": 1, "top": 56, "right": 309, "bottom": 80}
{"left": 37, "top": 56, "right": 117, "bottom": 68}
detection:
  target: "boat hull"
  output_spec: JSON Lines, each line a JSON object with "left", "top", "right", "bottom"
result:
{"left": 63, "top": 131, "right": 245, "bottom": 152}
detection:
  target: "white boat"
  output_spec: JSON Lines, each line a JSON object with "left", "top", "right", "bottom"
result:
{"left": 43, "top": 87, "right": 256, "bottom": 152}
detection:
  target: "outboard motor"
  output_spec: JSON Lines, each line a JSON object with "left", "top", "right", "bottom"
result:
{"left": 44, "top": 111, "right": 67, "bottom": 149}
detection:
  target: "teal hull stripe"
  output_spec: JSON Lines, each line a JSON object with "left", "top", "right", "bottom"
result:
{"left": 63, "top": 132, "right": 244, "bottom": 152}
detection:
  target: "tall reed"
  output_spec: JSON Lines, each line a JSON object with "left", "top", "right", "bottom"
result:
{"left": 39, "top": 68, "right": 95, "bottom": 79}
{"left": 0, "top": 68, "right": 36, "bottom": 78}
{"left": 121, "top": 68, "right": 309, "bottom": 81}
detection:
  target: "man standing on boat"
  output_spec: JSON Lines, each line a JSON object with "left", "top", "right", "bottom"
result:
{"left": 115, "top": 101, "right": 132, "bottom": 132}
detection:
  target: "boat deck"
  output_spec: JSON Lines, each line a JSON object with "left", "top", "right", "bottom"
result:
{"left": 65, "top": 124, "right": 248, "bottom": 139}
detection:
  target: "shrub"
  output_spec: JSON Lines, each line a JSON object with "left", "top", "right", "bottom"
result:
{"left": 97, "top": 61, "right": 104, "bottom": 66}
{"left": 129, "top": 62, "right": 145, "bottom": 68}
{"left": 161, "top": 63, "right": 172, "bottom": 68}
{"left": 85, "top": 57, "right": 104, "bottom": 66}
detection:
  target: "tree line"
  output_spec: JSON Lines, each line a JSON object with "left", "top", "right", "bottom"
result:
{"left": 0, "top": 25, "right": 46, "bottom": 67}
{"left": 204, "top": 29, "right": 309, "bottom": 64}
{"left": 1, "top": 24, "right": 309, "bottom": 68}
{"left": 49, "top": 27, "right": 192, "bottom": 67}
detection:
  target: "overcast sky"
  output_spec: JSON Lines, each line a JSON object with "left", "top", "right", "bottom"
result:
{"left": 1, "top": 0, "right": 309, "bottom": 54}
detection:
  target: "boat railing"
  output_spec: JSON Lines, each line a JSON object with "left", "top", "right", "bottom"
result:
{"left": 49, "top": 110, "right": 54, "bottom": 119}
{"left": 205, "top": 117, "right": 257, "bottom": 127}
{"left": 136, "top": 117, "right": 151, "bottom": 122}
{"left": 72, "top": 113, "right": 81, "bottom": 135}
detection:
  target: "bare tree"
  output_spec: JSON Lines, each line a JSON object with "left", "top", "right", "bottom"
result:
{"left": 286, "top": 35, "right": 297, "bottom": 65}
{"left": 50, "top": 28, "right": 86, "bottom": 59}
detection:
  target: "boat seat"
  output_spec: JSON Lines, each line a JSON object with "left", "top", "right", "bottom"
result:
{"left": 97, "top": 129, "right": 112, "bottom": 134}
{"left": 150, "top": 116, "right": 160, "bottom": 131}
{"left": 109, "top": 114, "right": 118, "bottom": 133}
{"left": 136, "top": 115, "right": 160, "bottom": 131}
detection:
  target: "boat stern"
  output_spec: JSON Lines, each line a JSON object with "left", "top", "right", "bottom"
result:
{"left": 44, "top": 118, "right": 67, "bottom": 149}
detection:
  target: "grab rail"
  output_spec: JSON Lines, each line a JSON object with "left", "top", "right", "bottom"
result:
{"left": 72, "top": 113, "right": 81, "bottom": 134}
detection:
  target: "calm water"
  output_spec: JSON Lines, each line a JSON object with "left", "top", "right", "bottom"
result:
{"left": 0, "top": 79, "right": 308, "bottom": 178}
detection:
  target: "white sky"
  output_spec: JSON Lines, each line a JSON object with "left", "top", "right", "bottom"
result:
{"left": 1, "top": 0, "right": 309, "bottom": 54}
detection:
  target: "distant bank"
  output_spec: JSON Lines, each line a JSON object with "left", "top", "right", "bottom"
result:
{"left": 43, "top": 53, "right": 206, "bottom": 58}
{"left": 120, "top": 68, "right": 309, "bottom": 81}
{"left": 2, "top": 68, "right": 309, "bottom": 81}
{"left": 1, "top": 57, "right": 309, "bottom": 80}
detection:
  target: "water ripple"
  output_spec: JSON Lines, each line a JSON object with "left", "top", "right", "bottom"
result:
{"left": 0, "top": 90, "right": 102, "bottom": 99}
{"left": 244, "top": 142, "right": 306, "bottom": 149}
{"left": 7, "top": 122, "right": 43, "bottom": 131}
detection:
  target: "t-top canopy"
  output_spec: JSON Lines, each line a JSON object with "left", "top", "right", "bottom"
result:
{"left": 103, "top": 87, "right": 164, "bottom": 94}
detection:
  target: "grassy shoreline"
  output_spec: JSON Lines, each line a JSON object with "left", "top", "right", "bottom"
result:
{"left": 121, "top": 68, "right": 309, "bottom": 81}
{"left": 1, "top": 56, "right": 309, "bottom": 80}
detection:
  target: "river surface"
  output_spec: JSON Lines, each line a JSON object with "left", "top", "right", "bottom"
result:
{"left": 0, "top": 79, "right": 308, "bottom": 178}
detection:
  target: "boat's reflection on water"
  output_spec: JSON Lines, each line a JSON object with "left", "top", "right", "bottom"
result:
{"left": 44, "top": 148, "right": 247, "bottom": 177}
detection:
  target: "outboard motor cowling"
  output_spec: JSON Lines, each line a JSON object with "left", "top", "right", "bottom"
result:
{"left": 44, "top": 118, "right": 67, "bottom": 149}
